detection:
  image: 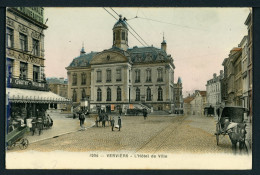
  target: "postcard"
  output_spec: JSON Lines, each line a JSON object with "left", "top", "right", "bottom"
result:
{"left": 5, "top": 7, "right": 252, "bottom": 169}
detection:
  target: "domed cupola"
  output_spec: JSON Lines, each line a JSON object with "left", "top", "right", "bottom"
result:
{"left": 112, "top": 15, "right": 129, "bottom": 51}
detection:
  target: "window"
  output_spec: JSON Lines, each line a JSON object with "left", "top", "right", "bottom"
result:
{"left": 136, "top": 87, "right": 140, "bottom": 101}
{"left": 33, "top": 65, "right": 40, "bottom": 82}
{"left": 97, "top": 70, "right": 102, "bottom": 82}
{"left": 146, "top": 69, "right": 151, "bottom": 82}
{"left": 72, "top": 73, "right": 77, "bottom": 86}
{"left": 116, "top": 69, "right": 121, "bottom": 81}
{"left": 146, "top": 87, "right": 152, "bottom": 101}
{"left": 107, "top": 87, "right": 111, "bottom": 101}
{"left": 117, "top": 87, "right": 121, "bottom": 101}
{"left": 122, "top": 31, "right": 125, "bottom": 40}
{"left": 19, "top": 33, "right": 27, "bottom": 51}
{"left": 81, "top": 73, "right": 86, "bottom": 85}
{"left": 135, "top": 69, "right": 140, "bottom": 83}
{"left": 6, "top": 28, "right": 14, "bottom": 48}
{"left": 126, "top": 33, "right": 128, "bottom": 43}
{"left": 82, "top": 89, "right": 86, "bottom": 99}
{"left": 113, "top": 32, "right": 115, "bottom": 43}
{"left": 157, "top": 68, "right": 163, "bottom": 82}
{"left": 6, "top": 58, "right": 13, "bottom": 78}
{"left": 106, "top": 69, "right": 111, "bottom": 82}
{"left": 72, "top": 89, "right": 77, "bottom": 102}
{"left": 116, "top": 31, "right": 120, "bottom": 40}
{"left": 97, "top": 88, "right": 102, "bottom": 101}
{"left": 32, "top": 39, "right": 40, "bottom": 56}
{"left": 158, "top": 86, "right": 163, "bottom": 101}
{"left": 20, "top": 62, "right": 28, "bottom": 80}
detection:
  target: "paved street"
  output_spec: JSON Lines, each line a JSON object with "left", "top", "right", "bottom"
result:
{"left": 7, "top": 114, "right": 247, "bottom": 154}
{"left": 24, "top": 111, "right": 94, "bottom": 144}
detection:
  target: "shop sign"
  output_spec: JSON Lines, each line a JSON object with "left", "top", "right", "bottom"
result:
{"left": 10, "top": 78, "right": 48, "bottom": 91}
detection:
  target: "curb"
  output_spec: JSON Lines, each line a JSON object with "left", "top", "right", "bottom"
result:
{"left": 28, "top": 121, "right": 96, "bottom": 144}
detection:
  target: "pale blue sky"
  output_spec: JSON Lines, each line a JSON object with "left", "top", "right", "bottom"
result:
{"left": 44, "top": 7, "right": 251, "bottom": 97}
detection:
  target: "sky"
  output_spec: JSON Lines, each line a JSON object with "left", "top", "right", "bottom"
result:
{"left": 43, "top": 7, "right": 250, "bottom": 97}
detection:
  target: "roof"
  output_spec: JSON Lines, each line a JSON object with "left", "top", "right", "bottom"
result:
{"left": 231, "top": 47, "right": 242, "bottom": 51}
{"left": 127, "top": 46, "right": 172, "bottom": 63}
{"left": 47, "top": 78, "right": 67, "bottom": 84}
{"left": 183, "top": 96, "right": 194, "bottom": 103}
{"left": 67, "top": 51, "right": 98, "bottom": 68}
{"left": 177, "top": 77, "right": 182, "bottom": 84}
{"left": 6, "top": 88, "right": 71, "bottom": 104}
{"left": 113, "top": 16, "right": 128, "bottom": 29}
{"left": 199, "top": 91, "right": 206, "bottom": 97}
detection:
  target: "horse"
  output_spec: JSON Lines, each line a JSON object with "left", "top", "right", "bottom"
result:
{"left": 228, "top": 123, "right": 248, "bottom": 154}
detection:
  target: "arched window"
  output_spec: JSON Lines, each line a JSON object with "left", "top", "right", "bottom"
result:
{"left": 117, "top": 86, "right": 121, "bottom": 101}
{"left": 72, "top": 73, "right": 77, "bottom": 86}
{"left": 136, "top": 87, "right": 140, "bottom": 101}
{"left": 107, "top": 87, "right": 111, "bottom": 101}
{"left": 72, "top": 89, "right": 77, "bottom": 102}
{"left": 97, "top": 88, "right": 102, "bottom": 101}
{"left": 158, "top": 86, "right": 163, "bottom": 101}
{"left": 157, "top": 68, "right": 163, "bottom": 82}
{"left": 146, "top": 69, "right": 152, "bottom": 82}
{"left": 146, "top": 87, "right": 151, "bottom": 101}
{"left": 81, "top": 72, "right": 86, "bottom": 85}
{"left": 82, "top": 89, "right": 86, "bottom": 99}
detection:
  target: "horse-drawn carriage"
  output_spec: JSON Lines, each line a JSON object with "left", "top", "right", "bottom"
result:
{"left": 204, "top": 106, "right": 214, "bottom": 117}
{"left": 6, "top": 126, "right": 29, "bottom": 150}
{"left": 215, "top": 106, "right": 248, "bottom": 153}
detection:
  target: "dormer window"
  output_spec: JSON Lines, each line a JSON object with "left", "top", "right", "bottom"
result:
{"left": 122, "top": 31, "right": 126, "bottom": 40}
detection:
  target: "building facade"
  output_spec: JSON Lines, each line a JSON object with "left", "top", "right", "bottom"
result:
{"left": 47, "top": 77, "right": 68, "bottom": 110}
{"left": 245, "top": 12, "right": 252, "bottom": 119}
{"left": 190, "top": 90, "right": 206, "bottom": 116}
{"left": 206, "top": 71, "right": 223, "bottom": 110}
{"left": 66, "top": 15, "right": 175, "bottom": 114}
{"left": 174, "top": 77, "right": 183, "bottom": 114}
{"left": 6, "top": 7, "right": 69, "bottom": 125}
{"left": 183, "top": 95, "right": 194, "bottom": 115}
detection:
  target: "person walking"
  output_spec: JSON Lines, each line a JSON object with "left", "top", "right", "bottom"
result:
{"left": 143, "top": 109, "right": 148, "bottom": 120}
{"left": 111, "top": 116, "right": 115, "bottom": 131}
{"left": 118, "top": 116, "right": 122, "bottom": 131}
{"left": 119, "top": 107, "right": 122, "bottom": 116}
{"left": 79, "top": 112, "right": 85, "bottom": 130}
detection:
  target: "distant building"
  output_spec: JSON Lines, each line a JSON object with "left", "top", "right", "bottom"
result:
{"left": 47, "top": 77, "right": 68, "bottom": 110}
{"left": 206, "top": 71, "right": 223, "bottom": 110}
{"left": 183, "top": 95, "right": 194, "bottom": 115}
{"left": 174, "top": 77, "right": 183, "bottom": 114}
{"left": 190, "top": 90, "right": 206, "bottom": 116}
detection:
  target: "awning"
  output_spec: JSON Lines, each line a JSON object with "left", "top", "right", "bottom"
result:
{"left": 6, "top": 88, "right": 71, "bottom": 104}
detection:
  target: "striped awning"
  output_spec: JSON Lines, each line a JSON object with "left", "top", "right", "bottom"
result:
{"left": 6, "top": 88, "right": 71, "bottom": 104}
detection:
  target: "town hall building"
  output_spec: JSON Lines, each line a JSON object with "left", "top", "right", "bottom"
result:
{"left": 66, "top": 15, "right": 176, "bottom": 114}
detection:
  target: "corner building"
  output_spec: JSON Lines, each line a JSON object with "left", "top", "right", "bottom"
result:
{"left": 67, "top": 16, "right": 175, "bottom": 114}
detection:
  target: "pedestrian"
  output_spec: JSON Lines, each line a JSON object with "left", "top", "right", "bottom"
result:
{"left": 111, "top": 116, "right": 115, "bottom": 131}
{"left": 79, "top": 112, "right": 85, "bottom": 130}
{"left": 143, "top": 109, "right": 147, "bottom": 120}
{"left": 119, "top": 107, "right": 122, "bottom": 116}
{"left": 118, "top": 116, "right": 122, "bottom": 131}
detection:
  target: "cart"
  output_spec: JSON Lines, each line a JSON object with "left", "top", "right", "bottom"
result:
{"left": 215, "top": 106, "right": 246, "bottom": 145}
{"left": 6, "top": 126, "right": 29, "bottom": 150}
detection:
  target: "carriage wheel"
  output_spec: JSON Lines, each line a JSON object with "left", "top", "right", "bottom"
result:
{"left": 216, "top": 124, "right": 220, "bottom": 145}
{"left": 19, "top": 138, "right": 29, "bottom": 150}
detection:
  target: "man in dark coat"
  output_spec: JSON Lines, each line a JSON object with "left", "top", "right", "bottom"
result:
{"left": 118, "top": 116, "right": 122, "bottom": 131}
{"left": 143, "top": 109, "right": 148, "bottom": 120}
{"left": 79, "top": 112, "right": 85, "bottom": 130}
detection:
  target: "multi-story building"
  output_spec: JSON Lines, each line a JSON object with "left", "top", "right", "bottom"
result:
{"left": 66, "top": 15, "right": 175, "bottom": 114}
{"left": 222, "top": 47, "right": 242, "bottom": 106}
{"left": 6, "top": 7, "right": 69, "bottom": 122}
{"left": 245, "top": 12, "right": 252, "bottom": 119}
{"left": 190, "top": 90, "right": 206, "bottom": 116}
{"left": 183, "top": 95, "right": 194, "bottom": 115}
{"left": 174, "top": 77, "right": 183, "bottom": 114}
{"left": 47, "top": 77, "right": 68, "bottom": 110}
{"left": 206, "top": 71, "right": 224, "bottom": 110}
{"left": 240, "top": 36, "right": 249, "bottom": 110}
